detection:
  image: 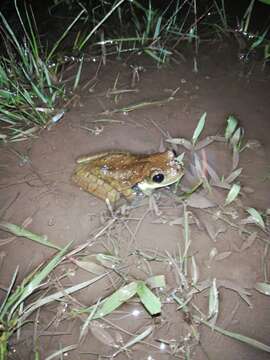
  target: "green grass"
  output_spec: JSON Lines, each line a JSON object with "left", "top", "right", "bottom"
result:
{"left": 0, "top": 2, "right": 84, "bottom": 142}
{"left": 0, "top": 243, "right": 70, "bottom": 360}
{"left": 1, "top": 0, "right": 269, "bottom": 142}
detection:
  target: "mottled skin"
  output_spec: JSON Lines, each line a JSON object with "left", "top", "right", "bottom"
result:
{"left": 72, "top": 150, "right": 184, "bottom": 203}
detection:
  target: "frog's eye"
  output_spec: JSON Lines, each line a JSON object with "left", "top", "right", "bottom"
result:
{"left": 152, "top": 173, "right": 164, "bottom": 183}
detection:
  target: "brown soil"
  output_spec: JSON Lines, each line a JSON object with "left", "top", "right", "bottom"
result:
{"left": 1, "top": 43, "right": 270, "bottom": 359}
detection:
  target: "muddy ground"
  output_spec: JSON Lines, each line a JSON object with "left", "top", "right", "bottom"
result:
{"left": 1, "top": 43, "right": 270, "bottom": 359}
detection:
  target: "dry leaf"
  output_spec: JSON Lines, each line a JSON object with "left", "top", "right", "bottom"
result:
{"left": 214, "top": 251, "right": 232, "bottom": 261}
{"left": 240, "top": 232, "right": 257, "bottom": 251}
{"left": 186, "top": 193, "right": 216, "bottom": 209}
{"left": 90, "top": 321, "right": 118, "bottom": 348}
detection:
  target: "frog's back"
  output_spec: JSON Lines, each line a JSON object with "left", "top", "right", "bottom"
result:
{"left": 72, "top": 152, "right": 140, "bottom": 202}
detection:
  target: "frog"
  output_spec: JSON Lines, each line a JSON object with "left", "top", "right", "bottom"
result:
{"left": 71, "top": 150, "right": 184, "bottom": 203}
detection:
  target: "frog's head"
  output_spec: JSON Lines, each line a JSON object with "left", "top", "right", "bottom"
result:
{"left": 137, "top": 150, "right": 184, "bottom": 195}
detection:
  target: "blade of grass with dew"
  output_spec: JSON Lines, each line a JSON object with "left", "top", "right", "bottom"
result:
{"left": 225, "top": 115, "right": 238, "bottom": 141}
{"left": 136, "top": 281, "right": 161, "bottom": 315}
{"left": 198, "top": 317, "right": 270, "bottom": 353}
{"left": 224, "top": 184, "right": 241, "bottom": 206}
{"left": 0, "top": 221, "right": 61, "bottom": 250}
{"left": 7, "top": 242, "right": 71, "bottom": 322}
{"left": 246, "top": 208, "right": 265, "bottom": 229}
{"left": 192, "top": 112, "right": 206, "bottom": 145}
{"left": 254, "top": 282, "right": 270, "bottom": 295}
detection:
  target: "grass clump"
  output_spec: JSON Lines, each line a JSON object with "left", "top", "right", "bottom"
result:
{"left": 0, "top": 243, "right": 70, "bottom": 360}
{"left": 0, "top": 1, "right": 87, "bottom": 142}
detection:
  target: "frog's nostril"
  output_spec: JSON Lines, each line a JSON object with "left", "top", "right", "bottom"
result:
{"left": 152, "top": 173, "right": 164, "bottom": 183}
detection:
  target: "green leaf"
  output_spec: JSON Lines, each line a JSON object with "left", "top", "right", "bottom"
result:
{"left": 225, "top": 115, "right": 238, "bottom": 141}
{"left": 224, "top": 184, "right": 241, "bottom": 206}
{"left": 250, "top": 30, "right": 268, "bottom": 51}
{"left": 230, "top": 127, "right": 243, "bottom": 148}
{"left": 146, "top": 275, "right": 166, "bottom": 289}
{"left": 192, "top": 112, "right": 206, "bottom": 145}
{"left": 246, "top": 208, "right": 265, "bottom": 229}
{"left": 90, "top": 282, "right": 138, "bottom": 319}
{"left": 0, "top": 221, "right": 61, "bottom": 250}
{"left": 258, "top": 0, "right": 270, "bottom": 5}
{"left": 255, "top": 282, "right": 270, "bottom": 295}
{"left": 137, "top": 281, "right": 161, "bottom": 315}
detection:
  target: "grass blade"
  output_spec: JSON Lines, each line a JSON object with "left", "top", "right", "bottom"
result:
{"left": 146, "top": 275, "right": 166, "bottom": 289}
{"left": 199, "top": 317, "right": 270, "bottom": 353}
{"left": 254, "top": 282, "right": 270, "bottom": 295}
{"left": 224, "top": 184, "right": 241, "bottom": 206}
{"left": 0, "top": 266, "right": 19, "bottom": 317}
{"left": 45, "top": 345, "right": 77, "bottom": 360}
{"left": 85, "top": 282, "right": 138, "bottom": 319}
{"left": 192, "top": 112, "right": 206, "bottom": 145}
{"left": 246, "top": 208, "right": 265, "bottom": 229}
{"left": 0, "top": 221, "right": 61, "bottom": 250}
{"left": 136, "top": 281, "right": 161, "bottom": 315}
{"left": 208, "top": 278, "right": 219, "bottom": 325}
{"left": 79, "top": 0, "right": 127, "bottom": 50}
{"left": 47, "top": 8, "right": 86, "bottom": 60}
{"left": 113, "top": 325, "right": 153, "bottom": 357}
{"left": 23, "top": 273, "right": 109, "bottom": 321}
{"left": 225, "top": 115, "right": 238, "bottom": 141}
{"left": 8, "top": 242, "right": 71, "bottom": 321}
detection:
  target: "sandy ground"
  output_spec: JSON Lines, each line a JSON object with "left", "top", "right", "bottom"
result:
{"left": 1, "top": 43, "right": 270, "bottom": 359}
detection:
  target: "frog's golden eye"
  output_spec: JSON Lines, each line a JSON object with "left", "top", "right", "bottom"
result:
{"left": 152, "top": 173, "right": 164, "bottom": 183}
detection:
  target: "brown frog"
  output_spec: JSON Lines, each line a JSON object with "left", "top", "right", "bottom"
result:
{"left": 72, "top": 150, "right": 184, "bottom": 203}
